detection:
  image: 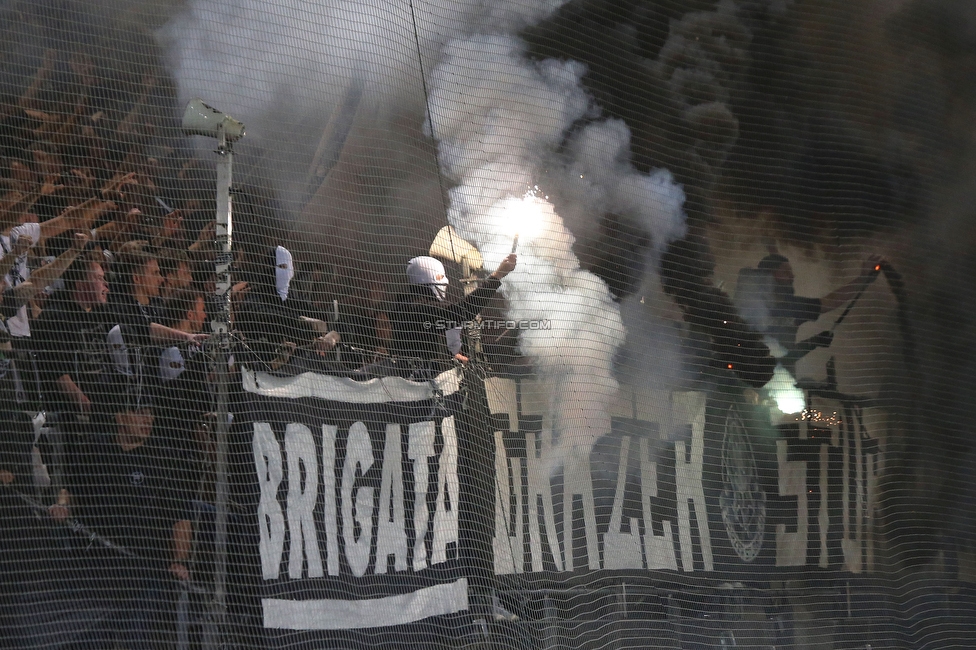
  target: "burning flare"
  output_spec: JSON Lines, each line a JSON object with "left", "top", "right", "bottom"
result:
{"left": 767, "top": 363, "right": 805, "bottom": 414}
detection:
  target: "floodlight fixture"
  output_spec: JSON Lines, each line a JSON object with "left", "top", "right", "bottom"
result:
{"left": 181, "top": 97, "right": 245, "bottom": 143}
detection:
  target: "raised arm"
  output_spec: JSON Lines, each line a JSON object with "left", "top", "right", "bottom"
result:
{"left": 149, "top": 322, "right": 209, "bottom": 346}
{"left": 450, "top": 253, "right": 517, "bottom": 322}
{"left": 26, "top": 232, "right": 90, "bottom": 292}
{"left": 16, "top": 49, "right": 57, "bottom": 113}
{"left": 35, "top": 198, "right": 116, "bottom": 244}
{"left": 819, "top": 254, "right": 883, "bottom": 314}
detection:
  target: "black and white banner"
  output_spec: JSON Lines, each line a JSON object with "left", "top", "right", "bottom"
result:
{"left": 242, "top": 368, "right": 887, "bottom": 645}
{"left": 242, "top": 368, "right": 474, "bottom": 642}
{"left": 485, "top": 377, "right": 885, "bottom": 579}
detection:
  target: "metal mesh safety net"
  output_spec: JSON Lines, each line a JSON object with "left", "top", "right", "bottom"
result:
{"left": 1, "top": 0, "right": 974, "bottom": 648}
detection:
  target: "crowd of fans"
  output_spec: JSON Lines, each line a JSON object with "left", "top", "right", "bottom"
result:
{"left": 0, "top": 50, "right": 241, "bottom": 648}
{"left": 0, "top": 49, "right": 518, "bottom": 647}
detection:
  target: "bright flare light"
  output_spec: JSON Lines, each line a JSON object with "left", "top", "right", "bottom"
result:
{"left": 768, "top": 364, "right": 805, "bottom": 414}
{"left": 495, "top": 190, "right": 549, "bottom": 246}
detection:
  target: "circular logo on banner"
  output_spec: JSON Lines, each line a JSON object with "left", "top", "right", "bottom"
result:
{"left": 130, "top": 471, "right": 145, "bottom": 486}
{"left": 719, "top": 404, "right": 766, "bottom": 562}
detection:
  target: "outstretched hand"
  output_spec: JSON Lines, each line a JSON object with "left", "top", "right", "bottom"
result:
{"left": 48, "top": 503, "right": 70, "bottom": 521}
{"left": 313, "top": 331, "right": 341, "bottom": 356}
{"left": 169, "top": 562, "right": 190, "bottom": 582}
{"left": 100, "top": 172, "right": 137, "bottom": 202}
{"left": 70, "top": 231, "right": 90, "bottom": 252}
{"left": 491, "top": 253, "right": 517, "bottom": 280}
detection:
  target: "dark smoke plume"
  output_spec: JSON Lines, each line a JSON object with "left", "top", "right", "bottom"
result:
{"left": 524, "top": 0, "right": 976, "bottom": 574}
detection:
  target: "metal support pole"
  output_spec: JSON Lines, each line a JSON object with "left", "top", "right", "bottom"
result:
{"left": 205, "top": 132, "right": 233, "bottom": 649}
{"left": 177, "top": 584, "right": 190, "bottom": 650}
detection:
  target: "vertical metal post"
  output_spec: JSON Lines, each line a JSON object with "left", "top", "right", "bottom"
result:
{"left": 177, "top": 584, "right": 190, "bottom": 650}
{"left": 206, "top": 131, "right": 233, "bottom": 649}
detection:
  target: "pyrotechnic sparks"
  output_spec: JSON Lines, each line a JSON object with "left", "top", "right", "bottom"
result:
{"left": 795, "top": 408, "right": 841, "bottom": 427}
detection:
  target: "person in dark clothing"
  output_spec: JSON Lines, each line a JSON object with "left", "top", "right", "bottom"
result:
{"left": 735, "top": 252, "right": 883, "bottom": 374}
{"left": 1, "top": 229, "right": 92, "bottom": 348}
{"left": 156, "top": 246, "right": 193, "bottom": 300}
{"left": 32, "top": 254, "right": 114, "bottom": 423}
{"left": 104, "top": 250, "right": 209, "bottom": 415}
{"left": 0, "top": 318, "right": 44, "bottom": 489}
{"left": 0, "top": 326, "right": 30, "bottom": 485}
{"left": 660, "top": 238, "right": 776, "bottom": 389}
{"left": 757, "top": 253, "right": 822, "bottom": 350}
{"left": 0, "top": 323, "right": 45, "bottom": 648}
{"left": 31, "top": 255, "right": 193, "bottom": 608}
{"left": 49, "top": 406, "right": 193, "bottom": 650}
{"left": 235, "top": 245, "right": 340, "bottom": 371}
{"left": 109, "top": 249, "right": 209, "bottom": 349}
{"left": 159, "top": 288, "right": 208, "bottom": 334}
{"left": 387, "top": 253, "right": 517, "bottom": 366}
{"left": 155, "top": 289, "right": 213, "bottom": 462}
{"left": 334, "top": 280, "right": 392, "bottom": 366}
{"left": 156, "top": 289, "right": 210, "bottom": 422}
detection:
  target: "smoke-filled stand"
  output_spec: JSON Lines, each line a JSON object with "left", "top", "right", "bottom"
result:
{"left": 3, "top": 1, "right": 976, "bottom": 649}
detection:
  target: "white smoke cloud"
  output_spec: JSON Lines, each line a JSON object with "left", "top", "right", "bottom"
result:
{"left": 163, "top": 0, "right": 427, "bottom": 108}
{"left": 427, "top": 32, "right": 686, "bottom": 466}
{"left": 561, "top": 119, "right": 687, "bottom": 253}
{"left": 429, "top": 35, "right": 592, "bottom": 221}
{"left": 159, "top": 0, "right": 581, "bottom": 218}
{"left": 160, "top": 0, "right": 473, "bottom": 214}
{"left": 562, "top": 121, "right": 689, "bottom": 395}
